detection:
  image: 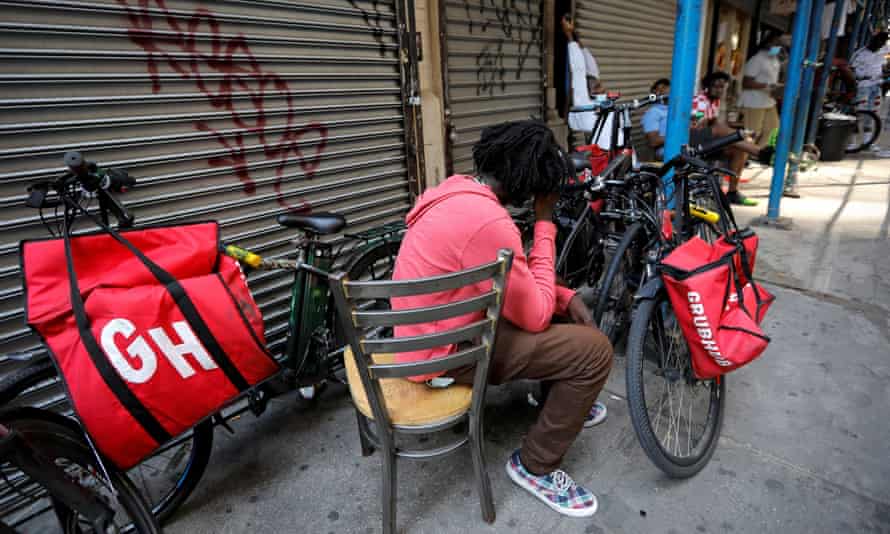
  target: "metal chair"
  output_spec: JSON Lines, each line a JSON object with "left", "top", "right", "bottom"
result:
{"left": 330, "top": 249, "right": 513, "bottom": 534}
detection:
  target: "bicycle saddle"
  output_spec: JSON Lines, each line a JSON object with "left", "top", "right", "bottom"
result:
{"left": 277, "top": 212, "right": 346, "bottom": 234}
{"left": 569, "top": 151, "right": 592, "bottom": 173}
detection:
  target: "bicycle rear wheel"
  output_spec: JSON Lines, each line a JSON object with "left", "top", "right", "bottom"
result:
{"left": 0, "top": 360, "right": 213, "bottom": 526}
{"left": 625, "top": 291, "right": 725, "bottom": 478}
{"left": 593, "top": 222, "right": 644, "bottom": 347}
{"left": 329, "top": 238, "right": 401, "bottom": 364}
{"left": 0, "top": 407, "right": 159, "bottom": 533}
{"left": 845, "top": 110, "right": 882, "bottom": 154}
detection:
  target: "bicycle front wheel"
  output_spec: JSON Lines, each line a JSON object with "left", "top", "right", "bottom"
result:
{"left": 0, "top": 407, "right": 160, "bottom": 533}
{"left": 625, "top": 291, "right": 725, "bottom": 478}
{"left": 845, "top": 110, "right": 882, "bottom": 154}
{"left": 0, "top": 360, "right": 213, "bottom": 526}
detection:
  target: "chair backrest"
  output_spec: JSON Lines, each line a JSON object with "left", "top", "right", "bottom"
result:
{"left": 330, "top": 249, "right": 514, "bottom": 429}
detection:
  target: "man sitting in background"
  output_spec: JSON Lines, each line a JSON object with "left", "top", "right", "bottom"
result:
{"left": 642, "top": 77, "right": 772, "bottom": 206}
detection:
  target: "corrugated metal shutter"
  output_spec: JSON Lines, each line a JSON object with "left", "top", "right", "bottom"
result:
{"left": 575, "top": 0, "right": 677, "bottom": 153}
{"left": 0, "top": 0, "right": 413, "bottom": 410}
{"left": 441, "top": 0, "right": 544, "bottom": 174}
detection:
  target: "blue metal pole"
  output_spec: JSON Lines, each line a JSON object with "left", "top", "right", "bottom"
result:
{"left": 854, "top": 0, "right": 874, "bottom": 47}
{"left": 663, "top": 0, "right": 703, "bottom": 202}
{"left": 786, "top": 0, "right": 827, "bottom": 190}
{"left": 767, "top": 0, "right": 813, "bottom": 220}
{"left": 807, "top": 0, "right": 846, "bottom": 144}
{"left": 849, "top": 3, "right": 866, "bottom": 59}
{"left": 858, "top": 0, "right": 875, "bottom": 48}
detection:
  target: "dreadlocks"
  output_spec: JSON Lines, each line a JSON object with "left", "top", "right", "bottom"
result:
{"left": 472, "top": 120, "right": 570, "bottom": 205}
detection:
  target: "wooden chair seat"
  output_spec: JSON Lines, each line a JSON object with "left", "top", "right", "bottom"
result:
{"left": 344, "top": 347, "right": 472, "bottom": 426}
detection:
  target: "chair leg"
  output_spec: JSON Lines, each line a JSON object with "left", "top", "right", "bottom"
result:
{"left": 381, "top": 449, "right": 398, "bottom": 534}
{"left": 470, "top": 427, "right": 496, "bottom": 523}
{"left": 355, "top": 409, "right": 375, "bottom": 457}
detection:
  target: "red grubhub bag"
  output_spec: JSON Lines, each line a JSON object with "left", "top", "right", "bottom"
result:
{"left": 22, "top": 221, "right": 279, "bottom": 468}
{"left": 661, "top": 234, "right": 775, "bottom": 379}
{"left": 659, "top": 170, "right": 775, "bottom": 379}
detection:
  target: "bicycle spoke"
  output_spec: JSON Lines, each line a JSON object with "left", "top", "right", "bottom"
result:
{"left": 640, "top": 301, "right": 719, "bottom": 461}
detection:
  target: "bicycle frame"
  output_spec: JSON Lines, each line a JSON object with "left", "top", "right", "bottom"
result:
{"left": 283, "top": 237, "right": 335, "bottom": 377}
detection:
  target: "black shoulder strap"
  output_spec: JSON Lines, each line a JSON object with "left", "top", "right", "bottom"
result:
{"left": 63, "top": 217, "right": 172, "bottom": 445}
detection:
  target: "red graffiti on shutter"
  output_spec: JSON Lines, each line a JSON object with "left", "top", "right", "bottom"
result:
{"left": 117, "top": 0, "right": 327, "bottom": 213}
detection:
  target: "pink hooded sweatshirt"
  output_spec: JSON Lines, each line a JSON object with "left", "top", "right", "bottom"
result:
{"left": 392, "top": 175, "right": 576, "bottom": 381}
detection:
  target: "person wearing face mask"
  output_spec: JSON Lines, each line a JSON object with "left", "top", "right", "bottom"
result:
{"left": 740, "top": 31, "right": 784, "bottom": 149}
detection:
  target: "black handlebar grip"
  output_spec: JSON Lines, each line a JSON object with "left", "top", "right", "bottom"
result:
{"left": 64, "top": 151, "right": 88, "bottom": 176}
{"left": 64, "top": 151, "right": 82, "bottom": 168}
{"left": 692, "top": 130, "right": 744, "bottom": 158}
{"left": 63, "top": 150, "right": 103, "bottom": 191}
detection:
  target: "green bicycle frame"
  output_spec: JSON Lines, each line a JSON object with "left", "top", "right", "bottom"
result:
{"left": 283, "top": 238, "right": 333, "bottom": 374}
{"left": 281, "top": 220, "right": 405, "bottom": 376}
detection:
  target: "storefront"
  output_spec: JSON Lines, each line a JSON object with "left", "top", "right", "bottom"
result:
{"left": 0, "top": 0, "right": 418, "bottom": 409}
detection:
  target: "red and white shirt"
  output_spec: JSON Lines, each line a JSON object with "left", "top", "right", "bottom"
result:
{"left": 691, "top": 91, "right": 721, "bottom": 121}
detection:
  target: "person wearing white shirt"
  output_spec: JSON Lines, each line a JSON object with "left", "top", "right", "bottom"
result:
{"left": 561, "top": 14, "right": 621, "bottom": 150}
{"left": 739, "top": 31, "right": 783, "bottom": 146}
{"left": 850, "top": 32, "right": 889, "bottom": 112}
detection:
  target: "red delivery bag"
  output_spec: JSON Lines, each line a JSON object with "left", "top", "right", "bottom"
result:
{"left": 660, "top": 233, "right": 775, "bottom": 379}
{"left": 711, "top": 228, "right": 759, "bottom": 286}
{"left": 574, "top": 144, "right": 611, "bottom": 176}
{"left": 22, "top": 221, "right": 279, "bottom": 469}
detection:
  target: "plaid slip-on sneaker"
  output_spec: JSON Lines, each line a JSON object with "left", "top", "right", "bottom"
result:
{"left": 584, "top": 401, "right": 607, "bottom": 428}
{"left": 505, "top": 450, "right": 598, "bottom": 517}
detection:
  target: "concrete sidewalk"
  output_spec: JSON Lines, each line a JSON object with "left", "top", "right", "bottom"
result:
{"left": 165, "top": 154, "right": 890, "bottom": 534}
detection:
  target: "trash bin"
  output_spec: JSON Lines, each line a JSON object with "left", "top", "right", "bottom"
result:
{"left": 817, "top": 112, "right": 856, "bottom": 161}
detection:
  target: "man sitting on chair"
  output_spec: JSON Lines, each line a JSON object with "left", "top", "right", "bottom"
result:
{"left": 391, "top": 121, "right": 613, "bottom": 517}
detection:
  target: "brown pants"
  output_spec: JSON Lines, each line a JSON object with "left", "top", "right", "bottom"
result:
{"left": 447, "top": 321, "right": 613, "bottom": 475}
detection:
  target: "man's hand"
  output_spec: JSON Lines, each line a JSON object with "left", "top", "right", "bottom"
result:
{"left": 534, "top": 191, "right": 560, "bottom": 222}
{"left": 566, "top": 293, "right": 594, "bottom": 326}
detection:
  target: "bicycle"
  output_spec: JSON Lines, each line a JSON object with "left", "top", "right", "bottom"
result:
{"left": 823, "top": 88, "right": 883, "bottom": 154}
{"left": 571, "top": 93, "right": 668, "bottom": 155}
{"left": 0, "top": 406, "right": 159, "bottom": 533}
{"left": 545, "top": 94, "right": 669, "bottom": 295}
{"left": 613, "top": 136, "right": 743, "bottom": 478}
{"left": 3, "top": 152, "right": 403, "bottom": 526}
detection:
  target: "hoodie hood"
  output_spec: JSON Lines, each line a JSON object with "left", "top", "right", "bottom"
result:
{"left": 405, "top": 175, "right": 500, "bottom": 227}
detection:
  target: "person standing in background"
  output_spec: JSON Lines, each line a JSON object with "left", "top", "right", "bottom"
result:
{"left": 850, "top": 32, "right": 889, "bottom": 152}
{"left": 562, "top": 14, "right": 621, "bottom": 150}
{"left": 739, "top": 31, "right": 783, "bottom": 144}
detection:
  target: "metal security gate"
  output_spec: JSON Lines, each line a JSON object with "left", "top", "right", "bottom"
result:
{"left": 0, "top": 0, "right": 415, "bottom": 410}
{"left": 441, "top": 0, "right": 545, "bottom": 174}
{"left": 575, "top": 0, "right": 677, "bottom": 153}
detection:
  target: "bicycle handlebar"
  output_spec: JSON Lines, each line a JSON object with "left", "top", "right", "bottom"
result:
{"left": 569, "top": 93, "right": 667, "bottom": 114}
{"left": 26, "top": 152, "right": 137, "bottom": 228}
{"left": 688, "top": 130, "right": 744, "bottom": 159}
{"left": 655, "top": 131, "right": 746, "bottom": 178}
{"left": 64, "top": 151, "right": 136, "bottom": 193}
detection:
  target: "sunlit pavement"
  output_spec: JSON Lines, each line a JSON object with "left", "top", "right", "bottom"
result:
{"left": 164, "top": 148, "right": 890, "bottom": 534}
